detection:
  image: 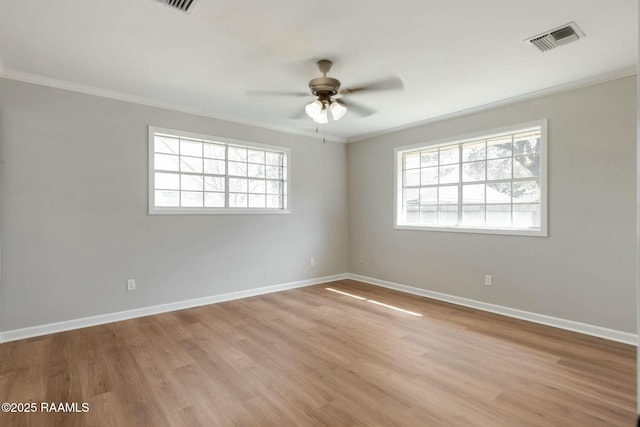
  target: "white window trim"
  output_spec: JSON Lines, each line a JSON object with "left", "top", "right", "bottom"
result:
{"left": 148, "top": 126, "right": 292, "bottom": 215}
{"left": 393, "top": 120, "right": 548, "bottom": 237}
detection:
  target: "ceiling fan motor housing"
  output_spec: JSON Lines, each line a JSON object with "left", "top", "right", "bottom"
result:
{"left": 309, "top": 77, "right": 341, "bottom": 98}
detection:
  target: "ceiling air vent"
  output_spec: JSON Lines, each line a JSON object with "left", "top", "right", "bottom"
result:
{"left": 155, "top": 0, "right": 197, "bottom": 13}
{"left": 527, "top": 22, "right": 585, "bottom": 52}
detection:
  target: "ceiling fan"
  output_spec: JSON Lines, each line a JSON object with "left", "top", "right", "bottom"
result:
{"left": 248, "top": 59, "right": 403, "bottom": 124}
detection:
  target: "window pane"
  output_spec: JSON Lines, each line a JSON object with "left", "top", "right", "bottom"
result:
{"left": 181, "top": 191, "right": 203, "bottom": 207}
{"left": 438, "top": 185, "right": 458, "bottom": 205}
{"left": 181, "top": 174, "right": 203, "bottom": 191}
{"left": 512, "top": 180, "right": 540, "bottom": 203}
{"left": 439, "top": 164, "right": 459, "bottom": 184}
{"left": 438, "top": 206, "right": 458, "bottom": 225}
{"left": 155, "top": 190, "right": 179, "bottom": 207}
{"left": 395, "top": 124, "right": 543, "bottom": 232}
{"left": 403, "top": 188, "right": 419, "bottom": 206}
{"left": 419, "top": 187, "right": 437, "bottom": 205}
{"left": 204, "top": 176, "right": 225, "bottom": 192}
{"left": 462, "top": 140, "right": 485, "bottom": 162}
{"left": 229, "top": 193, "right": 248, "bottom": 208}
{"left": 180, "top": 156, "right": 203, "bottom": 173}
{"left": 404, "top": 169, "right": 420, "bottom": 186}
{"left": 403, "top": 203, "right": 419, "bottom": 224}
{"left": 228, "top": 147, "right": 247, "bottom": 162}
{"left": 248, "top": 179, "right": 266, "bottom": 194}
{"left": 439, "top": 146, "right": 459, "bottom": 165}
{"left": 419, "top": 206, "right": 437, "bottom": 224}
{"left": 420, "top": 167, "right": 438, "bottom": 185}
{"left": 462, "top": 161, "right": 485, "bottom": 182}
{"left": 487, "top": 158, "right": 511, "bottom": 181}
{"left": 151, "top": 131, "right": 288, "bottom": 213}
{"left": 513, "top": 154, "right": 540, "bottom": 178}
{"left": 513, "top": 204, "right": 540, "bottom": 228}
{"left": 204, "top": 159, "right": 225, "bottom": 175}
{"left": 487, "top": 135, "right": 512, "bottom": 159}
{"left": 204, "top": 192, "right": 225, "bottom": 207}
{"left": 266, "top": 152, "right": 282, "bottom": 166}
{"left": 267, "top": 195, "right": 282, "bottom": 208}
{"left": 204, "top": 143, "right": 225, "bottom": 159}
{"left": 463, "top": 184, "right": 485, "bottom": 204}
{"left": 513, "top": 131, "right": 540, "bottom": 155}
{"left": 486, "top": 204, "right": 511, "bottom": 227}
{"left": 267, "top": 181, "right": 282, "bottom": 194}
{"left": 486, "top": 182, "right": 511, "bottom": 204}
{"left": 155, "top": 136, "right": 179, "bottom": 154}
{"left": 462, "top": 205, "right": 485, "bottom": 226}
{"left": 404, "top": 152, "right": 420, "bottom": 169}
{"left": 155, "top": 154, "right": 179, "bottom": 171}
{"left": 181, "top": 139, "right": 202, "bottom": 157}
{"left": 248, "top": 163, "right": 265, "bottom": 178}
{"left": 266, "top": 166, "right": 282, "bottom": 179}
{"left": 229, "top": 178, "right": 248, "bottom": 193}
{"left": 248, "top": 150, "right": 265, "bottom": 164}
{"left": 228, "top": 161, "right": 247, "bottom": 177}
{"left": 155, "top": 172, "right": 179, "bottom": 190}
{"left": 420, "top": 149, "right": 438, "bottom": 167}
{"left": 249, "top": 194, "right": 266, "bottom": 208}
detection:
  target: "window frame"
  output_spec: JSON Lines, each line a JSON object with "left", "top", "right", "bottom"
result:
{"left": 393, "top": 120, "right": 548, "bottom": 237}
{"left": 148, "top": 126, "right": 291, "bottom": 215}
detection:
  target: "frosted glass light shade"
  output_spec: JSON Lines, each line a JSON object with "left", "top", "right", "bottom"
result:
{"left": 317, "top": 105, "right": 328, "bottom": 124}
{"left": 329, "top": 101, "right": 347, "bottom": 121}
{"left": 305, "top": 100, "right": 323, "bottom": 119}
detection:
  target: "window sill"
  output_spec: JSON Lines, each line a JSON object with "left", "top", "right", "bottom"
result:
{"left": 394, "top": 224, "right": 547, "bottom": 237}
{"left": 150, "top": 207, "right": 291, "bottom": 215}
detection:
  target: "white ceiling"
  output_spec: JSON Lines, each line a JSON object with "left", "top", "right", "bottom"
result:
{"left": 0, "top": 0, "right": 637, "bottom": 141}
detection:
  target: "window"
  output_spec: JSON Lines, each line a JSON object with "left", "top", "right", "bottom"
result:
{"left": 395, "top": 120, "right": 547, "bottom": 236}
{"left": 149, "top": 127, "right": 290, "bottom": 214}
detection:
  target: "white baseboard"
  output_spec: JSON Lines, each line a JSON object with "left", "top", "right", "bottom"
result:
{"left": 0, "top": 273, "right": 349, "bottom": 343}
{"left": 348, "top": 273, "right": 637, "bottom": 346}
{"left": 2, "top": 272, "right": 635, "bottom": 346}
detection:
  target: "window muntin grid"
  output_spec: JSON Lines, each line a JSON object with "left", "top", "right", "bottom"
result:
{"left": 150, "top": 128, "right": 289, "bottom": 214}
{"left": 396, "top": 123, "right": 545, "bottom": 236}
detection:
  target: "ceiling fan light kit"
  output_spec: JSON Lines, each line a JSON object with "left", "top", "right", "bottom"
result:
{"left": 329, "top": 101, "right": 347, "bottom": 120}
{"left": 248, "top": 58, "right": 403, "bottom": 126}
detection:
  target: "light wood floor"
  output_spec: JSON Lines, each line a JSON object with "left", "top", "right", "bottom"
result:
{"left": 0, "top": 279, "right": 635, "bottom": 426}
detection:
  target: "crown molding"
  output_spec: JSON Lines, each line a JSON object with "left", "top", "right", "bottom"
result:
{"left": 0, "top": 69, "right": 348, "bottom": 144}
{"left": 347, "top": 66, "right": 638, "bottom": 143}
{"left": 1, "top": 65, "right": 635, "bottom": 145}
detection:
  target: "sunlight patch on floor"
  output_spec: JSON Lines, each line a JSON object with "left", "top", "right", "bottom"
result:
{"left": 325, "top": 287, "right": 422, "bottom": 317}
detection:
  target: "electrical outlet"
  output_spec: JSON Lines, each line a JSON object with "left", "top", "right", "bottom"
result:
{"left": 359, "top": 255, "right": 364, "bottom": 264}
{"left": 127, "top": 279, "right": 136, "bottom": 291}
{"left": 310, "top": 257, "right": 315, "bottom": 266}
{"left": 484, "top": 275, "right": 493, "bottom": 287}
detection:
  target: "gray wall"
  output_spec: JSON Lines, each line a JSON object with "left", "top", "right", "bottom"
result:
{"left": 0, "top": 76, "right": 636, "bottom": 335}
{"left": 348, "top": 76, "right": 637, "bottom": 333}
{"left": 0, "top": 78, "right": 348, "bottom": 331}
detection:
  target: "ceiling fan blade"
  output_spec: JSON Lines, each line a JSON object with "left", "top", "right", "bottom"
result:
{"left": 340, "top": 76, "right": 404, "bottom": 96}
{"left": 289, "top": 107, "right": 308, "bottom": 120}
{"left": 246, "top": 90, "right": 310, "bottom": 97}
{"left": 337, "top": 99, "right": 377, "bottom": 117}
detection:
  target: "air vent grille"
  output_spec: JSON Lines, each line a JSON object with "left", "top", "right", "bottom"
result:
{"left": 156, "top": 0, "right": 196, "bottom": 13}
{"left": 527, "top": 22, "right": 585, "bottom": 52}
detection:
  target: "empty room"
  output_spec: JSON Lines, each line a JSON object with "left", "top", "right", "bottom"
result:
{"left": 0, "top": 1, "right": 637, "bottom": 426}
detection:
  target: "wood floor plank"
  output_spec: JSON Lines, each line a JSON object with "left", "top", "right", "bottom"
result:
{"left": 0, "top": 279, "right": 635, "bottom": 426}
